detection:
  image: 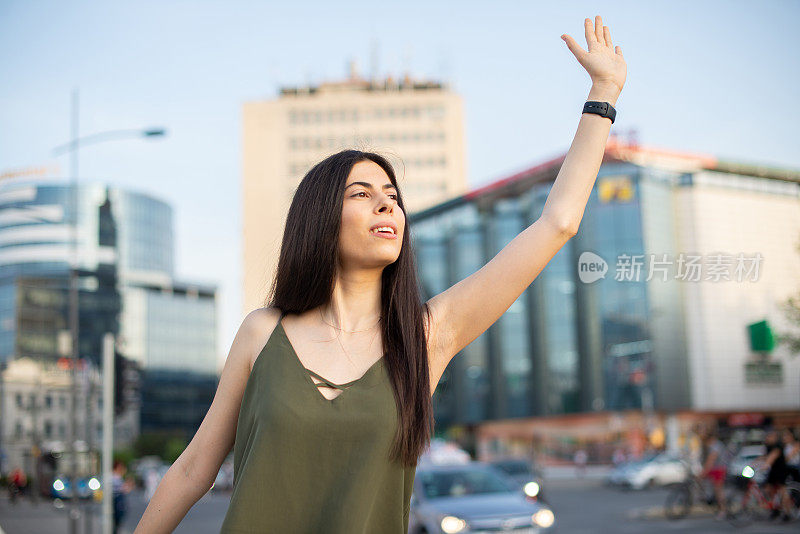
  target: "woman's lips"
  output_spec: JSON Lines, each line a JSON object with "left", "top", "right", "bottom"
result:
{"left": 370, "top": 231, "right": 398, "bottom": 239}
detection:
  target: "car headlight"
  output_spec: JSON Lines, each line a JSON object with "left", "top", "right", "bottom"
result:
{"left": 440, "top": 515, "right": 468, "bottom": 533}
{"left": 742, "top": 465, "right": 755, "bottom": 478}
{"left": 524, "top": 481, "right": 540, "bottom": 497}
{"left": 532, "top": 508, "right": 555, "bottom": 528}
{"left": 53, "top": 479, "right": 65, "bottom": 491}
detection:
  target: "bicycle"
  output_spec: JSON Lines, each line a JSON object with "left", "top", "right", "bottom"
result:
{"left": 7, "top": 480, "right": 21, "bottom": 504}
{"left": 726, "top": 463, "right": 800, "bottom": 526}
{"left": 664, "top": 460, "right": 732, "bottom": 520}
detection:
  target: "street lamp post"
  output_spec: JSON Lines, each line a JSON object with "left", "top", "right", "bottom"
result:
{"left": 53, "top": 88, "right": 165, "bottom": 534}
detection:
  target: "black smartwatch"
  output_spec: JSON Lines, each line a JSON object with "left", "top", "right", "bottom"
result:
{"left": 583, "top": 101, "right": 616, "bottom": 124}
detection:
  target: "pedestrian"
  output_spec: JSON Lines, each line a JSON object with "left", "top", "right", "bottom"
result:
{"left": 612, "top": 447, "right": 626, "bottom": 466}
{"left": 8, "top": 466, "right": 26, "bottom": 503}
{"left": 574, "top": 448, "right": 588, "bottom": 478}
{"left": 144, "top": 467, "right": 160, "bottom": 503}
{"left": 698, "top": 428, "right": 730, "bottom": 520}
{"left": 133, "top": 15, "right": 627, "bottom": 534}
{"left": 782, "top": 428, "right": 800, "bottom": 482}
{"left": 760, "top": 429, "right": 793, "bottom": 521}
{"left": 112, "top": 459, "right": 134, "bottom": 533}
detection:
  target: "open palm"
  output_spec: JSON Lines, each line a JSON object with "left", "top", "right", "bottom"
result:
{"left": 562, "top": 15, "right": 627, "bottom": 93}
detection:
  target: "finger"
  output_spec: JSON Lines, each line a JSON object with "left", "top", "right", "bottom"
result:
{"left": 615, "top": 45, "right": 623, "bottom": 57}
{"left": 604, "top": 26, "right": 612, "bottom": 48}
{"left": 595, "top": 15, "right": 604, "bottom": 43}
{"left": 562, "top": 34, "right": 586, "bottom": 61}
{"left": 584, "top": 18, "right": 596, "bottom": 46}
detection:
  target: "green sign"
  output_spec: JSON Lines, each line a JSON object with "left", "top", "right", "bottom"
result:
{"left": 747, "top": 320, "right": 775, "bottom": 353}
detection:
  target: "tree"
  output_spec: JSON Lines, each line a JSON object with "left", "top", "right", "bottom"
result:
{"left": 776, "top": 234, "right": 800, "bottom": 358}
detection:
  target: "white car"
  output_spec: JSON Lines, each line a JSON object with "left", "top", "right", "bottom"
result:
{"left": 607, "top": 453, "right": 691, "bottom": 490}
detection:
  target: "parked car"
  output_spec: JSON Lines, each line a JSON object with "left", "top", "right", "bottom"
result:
{"left": 607, "top": 453, "right": 690, "bottom": 490}
{"left": 408, "top": 462, "right": 556, "bottom": 533}
{"left": 418, "top": 438, "right": 472, "bottom": 467}
{"left": 487, "top": 457, "right": 547, "bottom": 503}
{"left": 50, "top": 473, "right": 102, "bottom": 500}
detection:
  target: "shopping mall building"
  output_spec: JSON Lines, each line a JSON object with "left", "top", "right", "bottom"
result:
{"left": 409, "top": 139, "right": 800, "bottom": 463}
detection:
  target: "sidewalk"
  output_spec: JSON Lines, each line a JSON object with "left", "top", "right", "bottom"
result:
{"left": 0, "top": 492, "right": 129, "bottom": 534}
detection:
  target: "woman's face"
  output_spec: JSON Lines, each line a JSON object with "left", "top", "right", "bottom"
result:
{"left": 338, "top": 160, "right": 405, "bottom": 271}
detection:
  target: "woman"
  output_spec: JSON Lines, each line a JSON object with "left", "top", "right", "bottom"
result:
{"left": 133, "top": 15, "right": 626, "bottom": 534}
{"left": 761, "top": 429, "right": 794, "bottom": 521}
{"left": 698, "top": 428, "right": 729, "bottom": 520}
{"left": 783, "top": 428, "right": 800, "bottom": 482}
{"left": 112, "top": 459, "right": 136, "bottom": 534}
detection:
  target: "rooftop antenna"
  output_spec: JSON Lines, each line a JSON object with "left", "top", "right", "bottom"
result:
{"left": 438, "top": 45, "right": 453, "bottom": 87}
{"left": 402, "top": 45, "right": 413, "bottom": 85}
{"left": 346, "top": 57, "right": 361, "bottom": 80}
{"left": 628, "top": 128, "right": 640, "bottom": 148}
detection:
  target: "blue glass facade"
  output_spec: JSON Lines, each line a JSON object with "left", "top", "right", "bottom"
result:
{"left": 411, "top": 161, "right": 676, "bottom": 426}
{"left": 491, "top": 199, "right": 532, "bottom": 418}
{"left": 0, "top": 178, "right": 218, "bottom": 441}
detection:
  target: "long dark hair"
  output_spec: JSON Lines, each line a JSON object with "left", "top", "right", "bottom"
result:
{"left": 265, "top": 149, "right": 434, "bottom": 468}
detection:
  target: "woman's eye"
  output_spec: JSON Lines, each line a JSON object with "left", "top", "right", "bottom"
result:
{"left": 352, "top": 191, "right": 398, "bottom": 200}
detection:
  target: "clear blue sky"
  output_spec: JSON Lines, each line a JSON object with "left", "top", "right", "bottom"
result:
{"left": 2, "top": 0, "right": 798, "bottom": 367}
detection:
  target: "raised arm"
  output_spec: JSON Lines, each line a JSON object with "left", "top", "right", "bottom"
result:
{"left": 426, "top": 16, "right": 627, "bottom": 382}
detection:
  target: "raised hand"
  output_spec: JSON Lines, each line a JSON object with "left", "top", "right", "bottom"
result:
{"left": 561, "top": 15, "right": 627, "bottom": 94}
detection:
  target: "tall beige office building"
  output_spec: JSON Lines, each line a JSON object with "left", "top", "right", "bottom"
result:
{"left": 241, "top": 65, "right": 468, "bottom": 316}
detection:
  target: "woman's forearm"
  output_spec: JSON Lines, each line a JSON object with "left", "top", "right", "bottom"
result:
{"left": 132, "top": 457, "right": 212, "bottom": 534}
{"left": 541, "top": 82, "right": 621, "bottom": 233}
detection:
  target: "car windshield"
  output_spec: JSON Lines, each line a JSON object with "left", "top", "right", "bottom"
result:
{"left": 491, "top": 460, "right": 531, "bottom": 476}
{"left": 629, "top": 453, "right": 659, "bottom": 466}
{"left": 419, "top": 467, "right": 516, "bottom": 499}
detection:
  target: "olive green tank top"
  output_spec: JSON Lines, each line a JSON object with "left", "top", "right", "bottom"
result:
{"left": 220, "top": 311, "right": 417, "bottom": 533}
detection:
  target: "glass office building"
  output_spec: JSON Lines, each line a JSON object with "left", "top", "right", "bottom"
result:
{"left": 0, "top": 177, "right": 219, "bottom": 444}
{"left": 411, "top": 143, "right": 800, "bottom": 433}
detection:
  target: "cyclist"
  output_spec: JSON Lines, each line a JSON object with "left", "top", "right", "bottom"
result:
{"left": 783, "top": 428, "right": 800, "bottom": 483}
{"left": 8, "top": 466, "right": 27, "bottom": 502}
{"left": 760, "top": 429, "right": 793, "bottom": 521}
{"left": 699, "top": 428, "right": 730, "bottom": 520}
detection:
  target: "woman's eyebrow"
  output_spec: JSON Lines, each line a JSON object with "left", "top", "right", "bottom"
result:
{"left": 345, "top": 181, "right": 397, "bottom": 191}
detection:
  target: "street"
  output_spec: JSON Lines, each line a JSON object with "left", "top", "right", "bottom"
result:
{"left": 1, "top": 476, "right": 797, "bottom": 533}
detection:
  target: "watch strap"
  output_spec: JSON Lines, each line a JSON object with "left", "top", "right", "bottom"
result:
{"left": 583, "top": 101, "right": 616, "bottom": 124}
